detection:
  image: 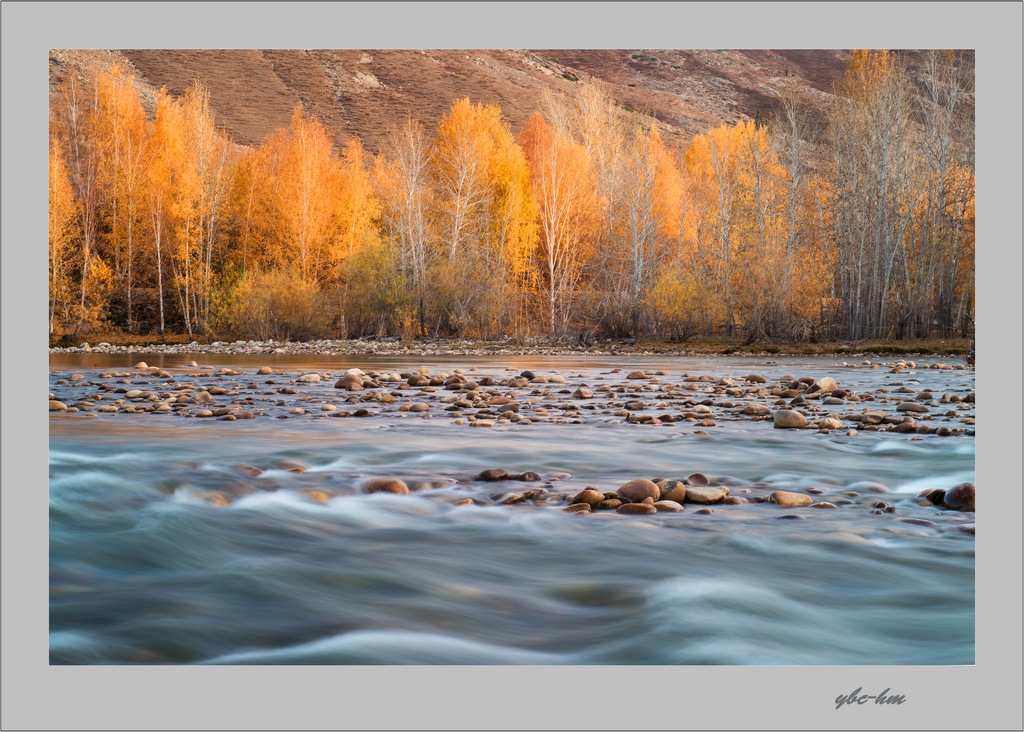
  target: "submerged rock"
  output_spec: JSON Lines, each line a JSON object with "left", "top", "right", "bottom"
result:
{"left": 475, "top": 468, "right": 509, "bottom": 481}
{"left": 363, "top": 478, "right": 410, "bottom": 495}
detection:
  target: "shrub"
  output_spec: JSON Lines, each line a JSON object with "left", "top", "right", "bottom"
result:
{"left": 223, "top": 267, "right": 330, "bottom": 342}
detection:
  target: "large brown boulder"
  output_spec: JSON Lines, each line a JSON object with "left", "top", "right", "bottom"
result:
{"left": 616, "top": 479, "right": 661, "bottom": 503}
{"left": 774, "top": 410, "right": 808, "bottom": 429}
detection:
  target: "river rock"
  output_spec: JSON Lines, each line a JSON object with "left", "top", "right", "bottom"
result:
{"left": 810, "top": 502, "right": 838, "bottom": 509}
{"left": 564, "top": 503, "right": 591, "bottom": 514}
{"left": 849, "top": 481, "right": 889, "bottom": 494}
{"left": 257, "top": 366, "right": 273, "bottom": 375}
{"left": 819, "top": 417, "right": 844, "bottom": 430}
{"left": 769, "top": 491, "right": 814, "bottom": 507}
{"left": 135, "top": 361, "right": 148, "bottom": 369}
{"left": 774, "top": 410, "right": 808, "bottom": 429}
{"left": 626, "top": 370, "right": 647, "bottom": 380}
{"left": 364, "top": 478, "right": 410, "bottom": 495}
{"left": 570, "top": 489, "right": 606, "bottom": 506}
{"left": 335, "top": 374, "right": 364, "bottom": 390}
{"left": 275, "top": 459, "right": 307, "bottom": 473}
{"left": 652, "top": 500, "right": 684, "bottom": 512}
{"left": 616, "top": 479, "right": 661, "bottom": 503}
{"left": 475, "top": 468, "right": 509, "bottom": 481}
{"left": 942, "top": 482, "right": 975, "bottom": 512}
{"left": 744, "top": 374, "right": 767, "bottom": 383}
{"left": 595, "top": 498, "right": 623, "bottom": 510}
{"left": 197, "top": 491, "right": 231, "bottom": 507}
{"left": 49, "top": 400, "right": 68, "bottom": 411}
{"left": 683, "top": 485, "right": 729, "bottom": 504}
{"left": 617, "top": 503, "right": 657, "bottom": 515}
{"left": 897, "top": 401, "right": 929, "bottom": 413}
{"left": 918, "top": 488, "right": 946, "bottom": 505}
{"left": 901, "top": 518, "right": 937, "bottom": 527}
{"left": 742, "top": 404, "right": 770, "bottom": 416}
{"left": 407, "top": 373, "right": 429, "bottom": 386}
{"left": 298, "top": 373, "right": 321, "bottom": 383}
{"left": 659, "top": 481, "right": 687, "bottom": 503}
{"left": 573, "top": 387, "right": 594, "bottom": 399}
{"left": 811, "top": 376, "right": 839, "bottom": 394}
{"left": 304, "top": 489, "right": 331, "bottom": 504}
{"left": 686, "top": 472, "right": 710, "bottom": 486}
{"left": 497, "top": 492, "right": 525, "bottom": 505}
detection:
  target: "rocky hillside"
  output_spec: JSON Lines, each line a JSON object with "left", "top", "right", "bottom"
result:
{"left": 49, "top": 48, "right": 865, "bottom": 153}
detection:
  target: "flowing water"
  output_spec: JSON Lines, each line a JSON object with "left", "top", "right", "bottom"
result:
{"left": 49, "top": 354, "right": 975, "bottom": 665}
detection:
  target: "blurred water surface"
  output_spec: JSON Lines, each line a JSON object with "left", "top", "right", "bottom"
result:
{"left": 49, "top": 355, "right": 974, "bottom": 664}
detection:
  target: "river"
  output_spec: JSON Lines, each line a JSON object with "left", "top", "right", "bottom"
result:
{"left": 49, "top": 354, "right": 975, "bottom": 664}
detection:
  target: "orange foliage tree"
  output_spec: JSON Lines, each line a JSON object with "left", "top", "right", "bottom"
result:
{"left": 48, "top": 56, "right": 972, "bottom": 344}
{"left": 94, "top": 64, "right": 148, "bottom": 331}
{"left": 519, "top": 112, "right": 597, "bottom": 335}
{"left": 49, "top": 136, "right": 80, "bottom": 336}
{"left": 429, "top": 98, "right": 536, "bottom": 337}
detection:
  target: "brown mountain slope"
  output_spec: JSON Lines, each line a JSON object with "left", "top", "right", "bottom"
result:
{"left": 48, "top": 48, "right": 948, "bottom": 153}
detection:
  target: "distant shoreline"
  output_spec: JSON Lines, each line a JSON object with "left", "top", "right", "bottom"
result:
{"left": 49, "top": 337, "right": 973, "bottom": 361}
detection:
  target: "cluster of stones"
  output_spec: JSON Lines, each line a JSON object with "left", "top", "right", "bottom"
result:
{"left": 564, "top": 475, "right": 732, "bottom": 515}
{"left": 48, "top": 362, "right": 975, "bottom": 436}
{"left": 917, "top": 482, "right": 976, "bottom": 512}
{"left": 563, "top": 476, "right": 975, "bottom": 519}
{"left": 52, "top": 340, "right": 975, "bottom": 362}
{"left": 170, "top": 459, "right": 973, "bottom": 539}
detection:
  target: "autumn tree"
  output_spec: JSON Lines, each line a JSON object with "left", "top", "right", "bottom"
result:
{"left": 685, "top": 122, "right": 744, "bottom": 335}
{"left": 910, "top": 50, "right": 975, "bottom": 336}
{"left": 49, "top": 136, "right": 80, "bottom": 336}
{"left": 53, "top": 74, "right": 106, "bottom": 333}
{"left": 375, "top": 116, "right": 433, "bottom": 335}
{"left": 519, "top": 112, "right": 597, "bottom": 334}
{"left": 144, "top": 88, "right": 183, "bottom": 339}
{"left": 335, "top": 136, "right": 388, "bottom": 336}
{"left": 260, "top": 105, "right": 345, "bottom": 283}
{"left": 429, "top": 98, "right": 536, "bottom": 337}
{"left": 827, "top": 50, "right": 918, "bottom": 339}
{"left": 176, "top": 82, "right": 233, "bottom": 335}
{"left": 94, "top": 64, "right": 148, "bottom": 330}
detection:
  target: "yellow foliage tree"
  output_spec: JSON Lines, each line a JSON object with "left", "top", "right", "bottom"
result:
{"left": 429, "top": 98, "right": 537, "bottom": 337}
{"left": 49, "top": 135, "right": 80, "bottom": 336}
{"left": 94, "top": 64, "right": 148, "bottom": 330}
{"left": 520, "top": 111, "right": 597, "bottom": 335}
